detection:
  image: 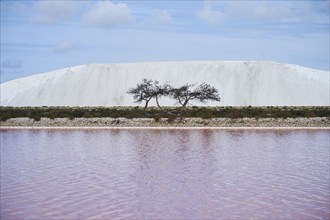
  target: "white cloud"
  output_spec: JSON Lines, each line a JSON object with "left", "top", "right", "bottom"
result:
{"left": 227, "top": 2, "right": 292, "bottom": 21}
{"left": 33, "top": 0, "right": 77, "bottom": 24}
{"left": 53, "top": 42, "right": 78, "bottom": 53}
{"left": 295, "top": 1, "right": 330, "bottom": 24}
{"left": 81, "top": 1, "right": 134, "bottom": 27}
{"left": 143, "top": 9, "right": 172, "bottom": 28}
{"left": 156, "top": 10, "right": 172, "bottom": 25}
{"left": 197, "top": 1, "right": 326, "bottom": 25}
{"left": 197, "top": 3, "right": 225, "bottom": 25}
{"left": 1, "top": 2, "right": 29, "bottom": 14}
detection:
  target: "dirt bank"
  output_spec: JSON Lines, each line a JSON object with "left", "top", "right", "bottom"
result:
{"left": 1, "top": 117, "right": 329, "bottom": 128}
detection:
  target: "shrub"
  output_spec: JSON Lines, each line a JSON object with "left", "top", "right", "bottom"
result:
{"left": 33, "top": 115, "right": 41, "bottom": 121}
{"left": 28, "top": 112, "right": 40, "bottom": 121}
{"left": 0, "top": 113, "right": 12, "bottom": 122}
{"left": 153, "top": 114, "right": 162, "bottom": 122}
{"left": 45, "top": 112, "right": 56, "bottom": 120}
{"left": 200, "top": 108, "right": 214, "bottom": 119}
{"left": 83, "top": 112, "right": 93, "bottom": 118}
{"left": 125, "top": 113, "right": 135, "bottom": 119}
{"left": 167, "top": 115, "right": 176, "bottom": 123}
{"left": 68, "top": 115, "right": 75, "bottom": 120}
{"left": 228, "top": 110, "right": 244, "bottom": 119}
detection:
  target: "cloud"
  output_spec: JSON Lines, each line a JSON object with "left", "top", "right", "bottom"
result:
{"left": 155, "top": 10, "right": 172, "bottom": 25}
{"left": 197, "top": 1, "right": 327, "bottom": 25}
{"left": 2, "top": 58, "right": 23, "bottom": 69}
{"left": 197, "top": 3, "right": 225, "bottom": 25}
{"left": 33, "top": 0, "right": 77, "bottom": 24}
{"left": 81, "top": 1, "right": 134, "bottom": 27}
{"left": 228, "top": 2, "right": 292, "bottom": 21}
{"left": 142, "top": 9, "right": 173, "bottom": 28}
{"left": 1, "top": 1, "right": 29, "bottom": 15}
{"left": 53, "top": 42, "right": 78, "bottom": 53}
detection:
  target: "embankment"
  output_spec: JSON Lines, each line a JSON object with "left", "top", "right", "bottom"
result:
{"left": 1, "top": 117, "right": 329, "bottom": 128}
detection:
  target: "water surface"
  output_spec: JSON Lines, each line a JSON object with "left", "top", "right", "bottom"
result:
{"left": 1, "top": 129, "right": 329, "bottom": 219}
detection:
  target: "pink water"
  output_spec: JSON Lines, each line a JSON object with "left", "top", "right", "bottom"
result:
{"left": 1, "top": 129, "right": 329, "bottom": 219}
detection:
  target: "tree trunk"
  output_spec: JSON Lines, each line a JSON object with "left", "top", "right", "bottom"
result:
{"left": 155, "top": 95, "right": 163, "bottom": 110}
{"left": 182, "top": 99, "right": 190, "bottom": 108}
{"left": 178, "top": 98, "right": 184, "bottom": 107}
{"left": 144, "top": 99, "right": 150, "bottom": 111}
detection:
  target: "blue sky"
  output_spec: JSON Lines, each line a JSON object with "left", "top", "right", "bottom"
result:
{"left": 1, "top": 0, "right": 329, "bottom": 82}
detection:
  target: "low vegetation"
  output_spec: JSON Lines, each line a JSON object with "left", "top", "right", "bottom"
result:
{"left": 0, "top": 106, "right": 329, "bottom": 122}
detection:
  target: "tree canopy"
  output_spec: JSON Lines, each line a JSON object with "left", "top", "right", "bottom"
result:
{"left": 127, "top": 79, "right": 155, "bottom": 110}
{"left": 169, "top": 83, "right": 220, "bottom": 108}
{"left": 128, "top": 79, "right": 220, "bottom": 111}
{"left": 127, "top": 79, "right": 170, "bottom": 110}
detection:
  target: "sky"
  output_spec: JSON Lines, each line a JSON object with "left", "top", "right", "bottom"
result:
{"left": 1, "top": 0, "right": 329, "bottom": 82}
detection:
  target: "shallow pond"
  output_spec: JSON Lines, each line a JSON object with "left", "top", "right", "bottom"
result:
{"left": 1, "top": 129, "right": 329, "bottom": 219}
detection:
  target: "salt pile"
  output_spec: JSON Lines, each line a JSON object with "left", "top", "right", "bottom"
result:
{"left": 1, "top": 61, "right": 329, "bottom": 106}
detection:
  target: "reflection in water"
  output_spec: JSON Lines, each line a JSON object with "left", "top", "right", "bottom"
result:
{"left": 1, "top": 129, "right": 329, "bottom": 219}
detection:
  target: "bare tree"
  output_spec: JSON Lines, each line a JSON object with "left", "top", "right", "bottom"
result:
{"left": 169, "top": 83, "right": 194, "bottom": 108}
{"left": 128, "top": 79, "right": 220, "bottom": 110}
{"left": 154, "top": 82, "right": 171, "bottom": 111}
{"left": 195, "top": 83, "right": 221, "bottom": 103}
{"left": 127, "top": 79, "right": 155, "bottom": 110}
{"left": 170, "top": 83, "right": 220, "bottom": 108}
{"left": 127, "top": 79, "right": 170, "bottom": 111}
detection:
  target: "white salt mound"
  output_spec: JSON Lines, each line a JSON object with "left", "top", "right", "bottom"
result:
{"left": 0, "top": 61, "right": 329, "bottom": 106}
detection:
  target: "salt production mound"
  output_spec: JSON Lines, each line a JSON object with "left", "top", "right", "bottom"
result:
{"left": 0, "top": 61, "right": 329, "bottom": 106}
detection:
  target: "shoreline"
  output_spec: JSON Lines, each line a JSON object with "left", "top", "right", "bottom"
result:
{"left": 1, "top": 117, "right": 329, "bottom": 129}
{"left": 1, "top": 126, "right": 329, "bottom": 130}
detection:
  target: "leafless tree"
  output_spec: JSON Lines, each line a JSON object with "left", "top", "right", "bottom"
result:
{"left": 170, "top": 83, "right": 220, "bottom": 108}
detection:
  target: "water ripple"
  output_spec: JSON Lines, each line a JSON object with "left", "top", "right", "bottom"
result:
{"left": 1, "top": 129, "right": 329, "bottom": 219}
